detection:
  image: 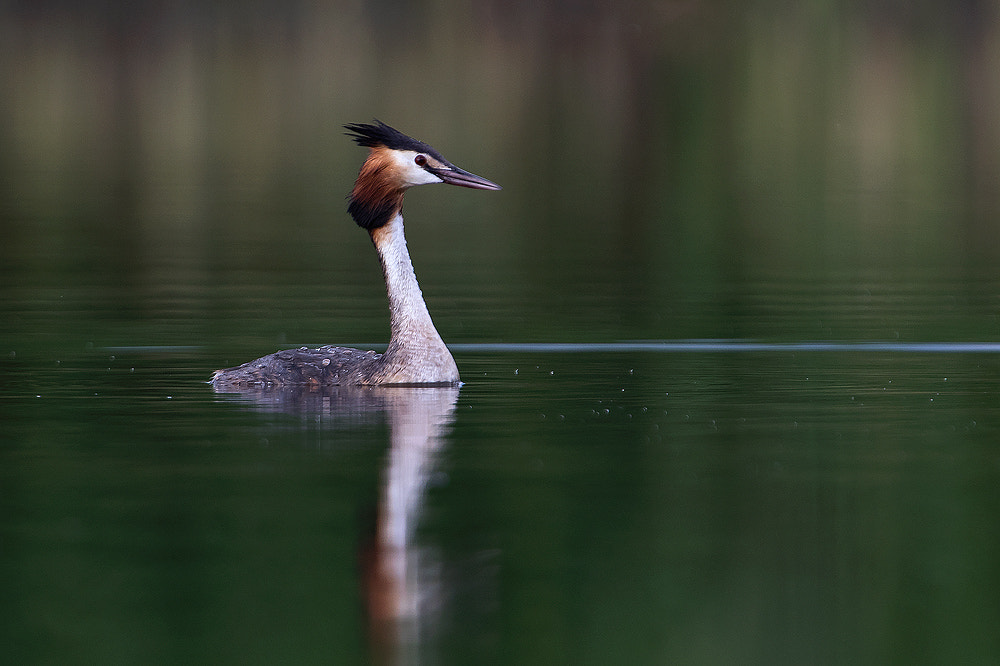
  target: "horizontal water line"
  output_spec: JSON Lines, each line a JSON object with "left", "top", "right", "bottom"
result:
{"left": 99, "top": 346, "right": 204, "bottom": 353}
{"left": 449, "top": 341, "right": 1000, "bottom": 353}
{"left": 95, "top": 342, "right": 1000, "bottom": 355}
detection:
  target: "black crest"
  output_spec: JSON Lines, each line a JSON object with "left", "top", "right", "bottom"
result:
{"left": 344, "top": 120, "right": 446, "bottom": 162}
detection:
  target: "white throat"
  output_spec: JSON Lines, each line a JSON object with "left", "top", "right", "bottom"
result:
{"left": 370, "top": 213, "right": 458, "bottom": 383}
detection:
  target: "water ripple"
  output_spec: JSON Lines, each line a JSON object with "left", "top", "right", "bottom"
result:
{"left": 450, "top": 341, "right": 1000, "bottom": 353}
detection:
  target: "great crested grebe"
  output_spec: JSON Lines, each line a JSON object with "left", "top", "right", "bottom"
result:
{"left": 210, "top": 120, "right": 501, "bottom": 388}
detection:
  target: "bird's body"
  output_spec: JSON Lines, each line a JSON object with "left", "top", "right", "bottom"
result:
{"left": 210, "top": 121, "right": 500, "bottom": 389}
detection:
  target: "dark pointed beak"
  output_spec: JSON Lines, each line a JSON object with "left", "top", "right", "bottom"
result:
{"left": 431, "top": 164, "right": 502, "bottom": 191}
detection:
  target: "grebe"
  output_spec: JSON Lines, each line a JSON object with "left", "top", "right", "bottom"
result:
{"left": 211, "top": 120, "right": 501, "bottom": 388}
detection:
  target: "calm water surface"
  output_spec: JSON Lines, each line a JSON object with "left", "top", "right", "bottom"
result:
{"left": 2, "top": 287, "right": 999, "bottom": 663}
{"left": 4, "top": 2, "right": 1000, "bottom": 662}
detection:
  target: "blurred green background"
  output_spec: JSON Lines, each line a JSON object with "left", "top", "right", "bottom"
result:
{"left": 3, "top": 1, "right": 998, "bottom": 346}
{"left": 3, "top": 3, "right": 1000, "bottom": 664}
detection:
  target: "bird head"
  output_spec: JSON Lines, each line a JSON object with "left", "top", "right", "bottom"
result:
{"left": 345, "top": 120, "right": 501, "bottom": 230}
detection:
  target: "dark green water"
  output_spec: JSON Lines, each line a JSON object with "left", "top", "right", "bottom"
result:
{"left": 3, "top": 295, "right": 999, "bottom": 663}
{"left": 3, "top": 1, "right": 1000, "bottom": 664}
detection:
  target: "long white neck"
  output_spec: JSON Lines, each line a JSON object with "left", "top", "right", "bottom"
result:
{"left": 373, "top": 213, "right": 437, "bottom": 340}
{"left": 369, "top": 213, "right": 459, "bottom": 384}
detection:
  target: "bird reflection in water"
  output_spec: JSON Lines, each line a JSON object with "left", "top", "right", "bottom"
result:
{"left": 212, "top": 383, "right": 459, "bottom": 663}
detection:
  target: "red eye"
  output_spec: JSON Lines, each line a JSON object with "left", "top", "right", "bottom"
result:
{"left": 414, "top": 154, "right": 427, "bottom": 166}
